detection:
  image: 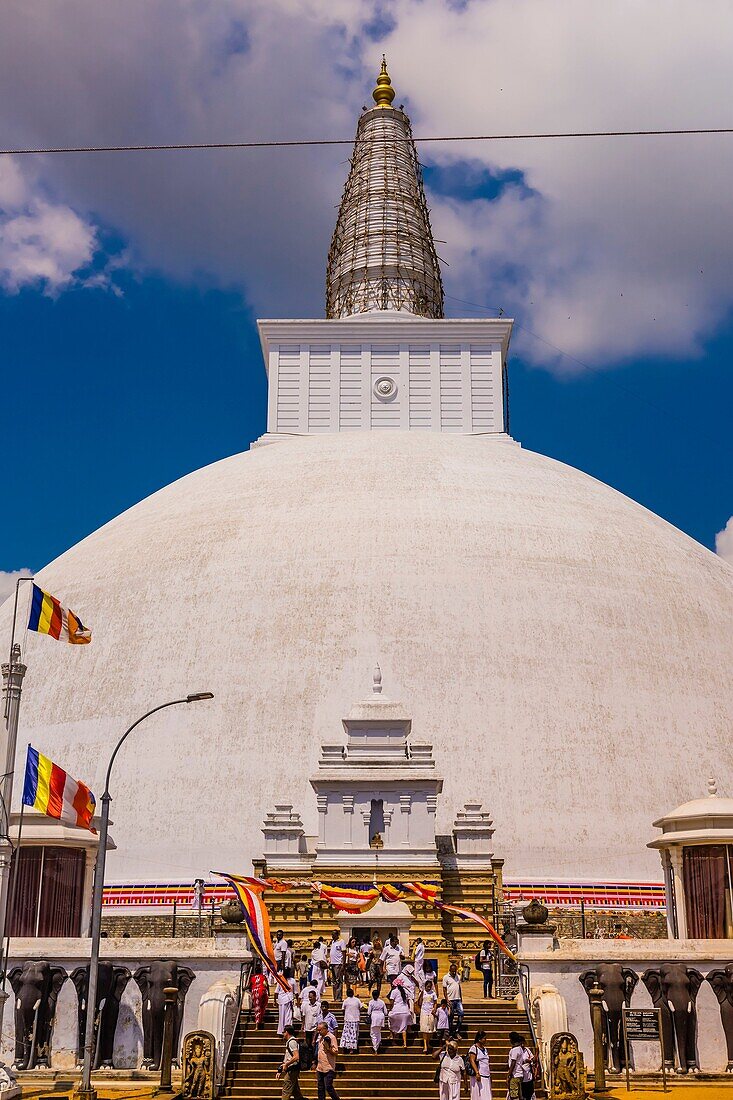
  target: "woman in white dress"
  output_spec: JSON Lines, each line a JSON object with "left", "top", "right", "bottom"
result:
{"left": 419, "top": 978, "right": 438, "bottom": 1053}
{"left": 438, "top": 1042, "right": 466, "bottom": 1100}
{"left": 276, "top": 983, "right": 294, "bottom": 1036}
{"left": 367, "top": 988, "right": 387, "bottom": 1053}
{"left": 389, "top": 981, "right": 412, "bottom": 1048}
{"left": 468, "top": 1030, "right": 492, "bottom": 1100}
{"left": 340, "top": 987, "right": 363, "bottom": 1052}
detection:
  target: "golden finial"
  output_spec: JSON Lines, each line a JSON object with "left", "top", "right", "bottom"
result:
{"left": 372, "top": 55, "right": 396, "bottom": 108}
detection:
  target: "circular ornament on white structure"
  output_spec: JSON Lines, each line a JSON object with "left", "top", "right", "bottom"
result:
{"left": 373, "top": 376, "right": 397, "bottom": 401}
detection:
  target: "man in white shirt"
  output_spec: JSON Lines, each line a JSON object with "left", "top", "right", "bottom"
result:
{"left": 273, "top": 930, "right": 287, "bottom": 971}
{"left": 380, "top": 935, "right": 405, "bottom": 980}
{"left": 301, "top": 989, "right": 322, "bottom": 1070}
{"left": 328, "top": 929, "right": 346, "bottom": 1000}
{"left": 442, "top": 963, "right": 464, "bottom": 1038}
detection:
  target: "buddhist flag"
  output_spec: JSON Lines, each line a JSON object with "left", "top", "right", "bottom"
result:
{"left": 435, "top": 900, "right": 517, "bottom": 963}
{"left": 385, "top": 881, "right": 440, "bottom": 903}
{"left": 213, "top": 872, "right": 290, "bottom": 991}
{"left": 315, "top": 882, "right": 380, "bottom": 914}
{"left": 27, "top": 583, "right": 91, "bottom": 644}
{"left": 22, "top": 746, "right": 96, "bottom": 832}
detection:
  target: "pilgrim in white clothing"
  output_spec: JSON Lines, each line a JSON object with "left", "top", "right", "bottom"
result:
{"left": 439, "top": 1054, "right": 465, "bottom": 1100}
{"left": 419, "top": 988, "right": 438, "bottom": 1034}
{"left": 469, "top": 1042, "right": 493, "bottom": 1100}
{"left": 388, "top": 985, "right": 412, "bottom": 1035}
{"left": 340, "top": 994, "right": 363, "bottom": 1051}
{"left": 276, "top": 986, "right": 294, "bottom": 1036}
{"left": 414, "top": 939, "right": 426, "bottom": 987}
{"left": 367, "top": 996, "right": 386, "bottom": 1052}
{"left": 380, "top": 942, "right": 405, "bottom": 979}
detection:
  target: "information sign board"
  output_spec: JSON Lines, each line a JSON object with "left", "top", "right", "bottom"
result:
{"left": 622, "top": 1006, "right": 666, "bottom": 1092}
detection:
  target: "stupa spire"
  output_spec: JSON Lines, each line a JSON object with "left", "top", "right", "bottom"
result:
{"left": 372, "top": 55, "right": 395, "bottom": 108}
{"left": 325, "top": 59, "right": 444, "bottom": 319}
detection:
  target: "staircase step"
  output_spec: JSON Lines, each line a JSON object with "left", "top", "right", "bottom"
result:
{"left": 222, "top": 999, "right": 533, "bottom": 1100}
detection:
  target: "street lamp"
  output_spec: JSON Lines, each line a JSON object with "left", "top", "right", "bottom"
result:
{"left": 77, "top": 692, "right": 214, "bottom": 1100}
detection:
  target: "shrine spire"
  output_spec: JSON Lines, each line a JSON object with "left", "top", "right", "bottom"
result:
{"left": 325, "top": 59, "right": 444, "bottom": 319}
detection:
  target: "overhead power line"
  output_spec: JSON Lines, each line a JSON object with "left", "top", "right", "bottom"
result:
{"left": 1, "top": 126, "right": 732, "bottom": 156}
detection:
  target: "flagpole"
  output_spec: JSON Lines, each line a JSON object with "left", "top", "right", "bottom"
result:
{"left": 0, "top": 796, "right": 26, "bottom": 986}
{"left": 78, "top": 692, "right": 214, "bottom": 1100}
{"left": 0, "top": 578, "right": 30, "bottom": 1099}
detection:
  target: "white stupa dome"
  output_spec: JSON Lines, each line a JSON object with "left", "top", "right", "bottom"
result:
{"left": 6, "top": 429, "right": 733, "bottom": 884}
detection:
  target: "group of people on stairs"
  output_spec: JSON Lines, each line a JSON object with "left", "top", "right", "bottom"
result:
{"left": 276, "top": 1021, "right": 537, "bottom": 1100}
{"left": 255, "top": 927, "right": 537, "bottom": 1100}
{"left": 435, "top": 1030, "right": 536, "bottom": 1100}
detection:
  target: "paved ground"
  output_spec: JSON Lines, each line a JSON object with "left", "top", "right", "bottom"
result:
{"left": 604, "top": 1090, "right": 733, "bottom": 1099}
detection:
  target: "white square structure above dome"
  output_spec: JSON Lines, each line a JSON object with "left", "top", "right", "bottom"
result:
{"left": 257, "top": 314, "right": 513, "bottom": 439}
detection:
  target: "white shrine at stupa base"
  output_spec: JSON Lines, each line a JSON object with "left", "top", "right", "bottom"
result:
{"left": 3, "top": 59, "right": 733, "bottom": 1078}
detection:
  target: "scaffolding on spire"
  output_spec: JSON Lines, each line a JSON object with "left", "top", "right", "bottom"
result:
{"left": 325, "top": 59, "right": 444, "bottom": 320}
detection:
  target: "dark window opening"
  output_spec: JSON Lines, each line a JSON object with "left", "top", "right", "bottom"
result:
{"left": 369, "top": 799, "right": 385, "bottom": 844}
{"left": 8, "top": 846, "right": 85, "bottom": 937}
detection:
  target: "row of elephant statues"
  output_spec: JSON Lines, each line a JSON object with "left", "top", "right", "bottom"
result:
{"left": 579, "top": 962, "right": 733, "bottom": 1075}
{"left": 7, "top": 958, "right": 196, "bottom": 1072}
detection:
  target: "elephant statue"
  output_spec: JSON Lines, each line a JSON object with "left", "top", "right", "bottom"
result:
{"left": 7, "top": 960, "right": 67, "bottom": 1069}
{"left": 641, "top": 964, "right": 704, "bottom": 1073}
{"left": 133, "top": 960, "right": 196, "bottom": 1070}
{"left": 707, "top": 965, "right": 733, "bottom": 1072}
{"left": 71, "top": 962, "right": 131, "bottom": 1068}
{"left": 579, "top": 964, "right": 638, "bottom": 1073}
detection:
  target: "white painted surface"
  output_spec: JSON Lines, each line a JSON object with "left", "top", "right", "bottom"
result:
{"left": 523, "top": 941, "right": 733, "bottom": 1073}
{"left": 258, "top": 316, "right": 511, "bottom": 436}
{"left": 308, "top": 683, "right": 442, "bottom": 867}
{"left": 2, "top": 430, "right": 733, "bottom": 885}
{"left": 1, "top": 939, "right": 250, "bottom": 1071}
{"left": 197, "top": 979, "right": 238, "bottom": 1085}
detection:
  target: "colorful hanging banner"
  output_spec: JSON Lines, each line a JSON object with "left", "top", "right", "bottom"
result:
{"left": 214, "top": 872, "right": 515, "bottom": 965}
{"left": 314, "top": 882, "right": 380, "bottom": 914}
{"left": 433, "top": 900, "right": 517, "bottom": 963}
{"left": 213, "top": 872, "right": 290, "bottom": 991}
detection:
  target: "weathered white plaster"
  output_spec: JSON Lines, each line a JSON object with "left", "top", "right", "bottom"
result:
{"left": 197, "top": 979, "right": 238, "bottom": 1086}
{"left": 307, "top": 678, "right": 443, "bottom": 867}
{"left": 1, "top": 939, "right": 250, "bottom": 1071}
{"left": 2, "top": 430, "right": 732, "bottom": 884}
{"left": 522, "top": 940, "right": 733, "bottom": 1074}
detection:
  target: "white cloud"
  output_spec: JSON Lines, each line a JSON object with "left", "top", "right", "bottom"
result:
{"left": 0, "top": 569, "right": 33, "bottom": 605}
{"left": 1, "top": 1, "right": 733, "bottom": 365}
{"left": 716, "top": 518, "right": 733, "bottom": 565}
{"left": 0, "top": 158, "right": 98, "bottom": 294}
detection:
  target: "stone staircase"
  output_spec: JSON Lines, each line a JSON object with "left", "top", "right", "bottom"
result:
{"left": 223, "top": 1000, "right": 531, "bottom": 1099}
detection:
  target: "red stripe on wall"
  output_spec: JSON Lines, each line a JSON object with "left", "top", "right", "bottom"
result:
{"left": 47, "top": 763, "right": 67, "bottom": 819}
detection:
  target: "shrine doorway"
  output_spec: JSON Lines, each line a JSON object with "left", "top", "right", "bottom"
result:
{"left": 338, "top": 899, "right": 413, "bottom": 953}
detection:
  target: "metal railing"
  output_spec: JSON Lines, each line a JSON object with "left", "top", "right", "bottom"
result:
{"left": 517, "top": 963, "right": 544, "bottom": 1091}
{"left": 218, "top": 960, "right": 253, "bottom": 1094}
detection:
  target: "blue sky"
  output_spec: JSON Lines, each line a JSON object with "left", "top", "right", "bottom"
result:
{"left": 1, "top": 1, "right": 732, "bottom": 582}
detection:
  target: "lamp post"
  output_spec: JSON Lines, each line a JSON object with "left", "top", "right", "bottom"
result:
{"left": 77, "top": 692, "right": 214, "bottom": 1100}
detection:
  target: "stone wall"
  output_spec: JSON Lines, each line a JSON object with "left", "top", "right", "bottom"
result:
{"left": 548, "top": 907, "right": 667, "bottom": 940}
{"left": 101, "top": 914, "right": 216, "bottom": 938}
{"left": 2, "top": 937, "right": 249, "bottom": 1072}
{"left": 522, "top": 939, "right": 733, "bottom": 1074}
